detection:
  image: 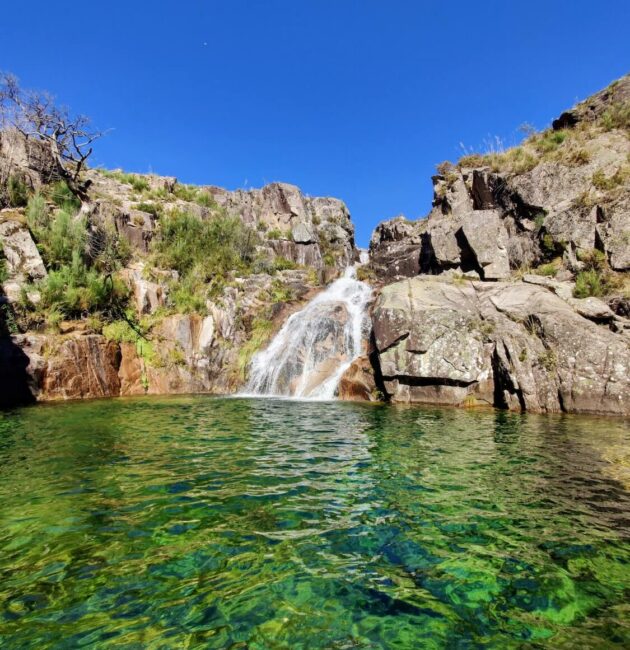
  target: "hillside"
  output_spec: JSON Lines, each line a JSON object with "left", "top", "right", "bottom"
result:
{"left": 363, "top": 74, "right": 630, "bottom": 414}
{"left": 0, "top": 122, "right": 357, "bottom": 403}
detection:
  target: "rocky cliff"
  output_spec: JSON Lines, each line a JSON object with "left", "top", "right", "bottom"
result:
{"left": 0, "top": 125, "right": 357, "bottom": 405}
{"left": 364, "top": 74, "right": 630, "bottom": 414}
{"left": 1, "top": 74, "right": 629, "bottom": 417}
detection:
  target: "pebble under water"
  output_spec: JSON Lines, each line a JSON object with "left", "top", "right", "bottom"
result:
{"left": 0, "top": 396, "right": 629, "bottom": 648}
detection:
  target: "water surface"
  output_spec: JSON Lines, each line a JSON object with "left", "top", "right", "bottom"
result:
{"left": 0, "top": 396, "right": 628, "bottom": 648}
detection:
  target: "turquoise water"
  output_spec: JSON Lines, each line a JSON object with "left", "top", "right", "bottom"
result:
{"left": 0, "top": 396, "right": 629, "bottom": 648}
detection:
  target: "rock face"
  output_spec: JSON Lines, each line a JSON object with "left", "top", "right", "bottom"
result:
{"left": 338, "top": 355, "right": 380, "bottom": 401}
{"left": 369, "top": 75, "right": 630, "bottom": 279}
{"left": 209, "top": 182, "right": 356, "bottom": 270}
{"left": 1, "top": 333, "right": 122, "bottom": 402}
{"left": 0, "top": 210, "right": 47, "bottom": 302}
{"left": 361, "top": 75, "right": 630, "bottom": 416}
{"left": 369, "top": 216, "right": 426, "bottom": 282}
{"left": 372, "top": 276, "right": 630, "bottom": 415}
{"left": 0, "top": 130, "right": 62, "bottom": 199}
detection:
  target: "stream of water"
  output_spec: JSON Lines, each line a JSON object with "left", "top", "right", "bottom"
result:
{"left": 244, "top": 266, "right": 371, "bottom": 399}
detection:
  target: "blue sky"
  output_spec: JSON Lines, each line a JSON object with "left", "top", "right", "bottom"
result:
{"left": 1, "top": 1, "right": 628, "bottom": 246}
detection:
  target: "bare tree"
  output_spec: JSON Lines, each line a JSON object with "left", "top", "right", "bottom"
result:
{"left": 0, "top": 73, "right": 103, "bottom": 200}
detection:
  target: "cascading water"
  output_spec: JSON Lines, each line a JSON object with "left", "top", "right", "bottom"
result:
{"left": 242, "top": 265, "right": 371, "bottom": 400}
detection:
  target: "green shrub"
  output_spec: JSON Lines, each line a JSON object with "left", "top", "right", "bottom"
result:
{"left": 50, "top": 180, "right": 81, "bottom": 212}
{"left": 270, "top": 279, "right": 294, "bottom": 303}
{"left": 152, "top": 210, "right": 258, "bottom": 311}
{"left": 172, "top": 184, "right": 199, "bottom": 202}
{"left": 195, "top": 191, "right": 216, "bottom": 207}
{"left": 129, "top": 176, "right": 149, "bottom": 193}
{"left": 37, "top": 209, "right": 87, "bottom": 268}
{"left": 0, "top": 256, "right": 8, "bottom": 284}
{"left": 134, "top": 202, "right": 162, "bottom": 217}
{"left": 38, "top": 251, "right": 128, "bottom": 316}
{"left": 267, "top": 228, "right": 283, "bottom": 240}
{"left": 574, "top": 270, "right": 603, "bottom": 298}
{"left": 90, "top": 224, "right": 132, "bottom": 273}
{"left": 103, "top": 318, "right": 157, "bottom": 369}
{"left": 237, "top": 317, "right": 273, "bottom": 380}
{"left": 272, "top": 256, "right": 297, "bottom": 272}
{"left": 535, "top": 129, "right": 568, "bottom": 154}
{"left": 534, "top": 262, "right": 558, "bottom": 277}
{"left": 600, "top": 101, "right": 630, "bottom": 132}
{"left": 566, "top": 148, "right": 591, "bottom": 165}
{"left": 26, "top": 193, "right": 48, "bottom": 232}
{"left": 534, "top": 212, "right": 546, "bottom": 229}
{"left": 592, "top": 168, "right": 626, "bottom": 190}
{"left": 576, "top": 248, "right": 606, "bottom": 271}
{"left": 7, "top": 175, "right": 29, "bottom": 207}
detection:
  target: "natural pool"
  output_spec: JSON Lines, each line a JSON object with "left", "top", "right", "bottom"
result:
{"left": 0, "top": 396, "right": 628, "bottom": 649}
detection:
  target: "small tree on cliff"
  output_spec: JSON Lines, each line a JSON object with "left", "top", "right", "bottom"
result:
{"left": 0, "top": 72, "right": 102, "bottom": 200}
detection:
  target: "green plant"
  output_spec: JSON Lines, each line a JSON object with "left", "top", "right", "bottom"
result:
{"left": 195, "top": 191, "right": 216, "bottom": 207}
{"left": 50, "top": 180, "right": 81, "bottom": 212}
{"left": 134, "top": 202, "right": 162, "bottom": 217}
{"left": 271, "top": 256, "right": 297, "bottom": 272}
{"left": 592, "top": 168, "right": 626, "bottom": 191}
{"left": 534, "top": 212, "right": 546, "bottom": 229}
{"left": 323, "top": 252, "right": 335, "bottom": 267}
{"left": 0, "top": 303, "right": 19, "bottom": 335}
{"left": 38, "top": 251, "right": 128, "bottom": 317}
{"left": 541, "top": 232, "right": 556, "bottom": 254}
{"left": 267, "top": 228, "right": 283, "bottom": 240}
{"left": 237, "top": 318, "right": 273, "bottom": 380}
{"left": 270, "top": 279, "right": 294, "bottom": 303}
{"left": 576, "top": 248, "right": 607, "bottom": 271}
{"left": 103, "top": 318, "right": 157, "bottom": 367}
{"left": 538, "top": 350, "right": 557, "bottom": 372}
{"left": 534, "top": 262, "right": 559, "bottom": 277}
{"left": 574, "top": 269, "right": 603, "bottom": 298}
{"left": 7, "top": 175, "right": 29, "bottom": 207}
{"left": 151, "top": 210, "right": 258, "bottom": 312}
{"left": 25, "top": 193, "right": 48, "bottom": 232}
{"left": 566, "top": 148, "right": 591, "bottom": 165}
{"left": 172, "top": 184, "right": 199, "bottom": 202}
{"left": 36, "top": 209, "right": 87, "bottom": 268}
{"left": 599, "top": 101, "right": 630, "bottom": 132}
{"left": 90, "top": 224, "right": 132, "bottom": 273}
{"left": 535, "top": 129, "right": 568, "bottom": 154}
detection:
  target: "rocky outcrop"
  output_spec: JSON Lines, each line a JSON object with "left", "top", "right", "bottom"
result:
{"left": 210, "top": 182, "right": 356, "bottom": 270}
{"left": 371, "top": 276, "right": 630, "bottom": 415}
{"left": 2, "top": 333, "right": 122, "bottom": 402}
{"left": 369, "top": 75, "right": 630, "bottom": 280}
{"left": 0, "top": 209, "right": 47, "bottom": 302}
{"left": 369, "top": 216, "right": 426, "bottom": 282}
{"left": 0, "top": 130, "right": 62, "bottom": 202}
{"left": 338, "top": 355, "right": 380, "bottom": 401}
{"left": 83, "top": 171, "right": 357, "bottom": 271}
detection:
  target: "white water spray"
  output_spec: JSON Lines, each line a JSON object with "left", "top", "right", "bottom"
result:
{"left": 242, "top": 266, "right": 371, "bottom": 400}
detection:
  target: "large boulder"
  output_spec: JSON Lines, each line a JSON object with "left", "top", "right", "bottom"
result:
{"left": 368, "top": 215, "right": 425, "bottom": 282}
{"left": 338, "top": 355, "right": 379, "bottom": 401}
{"left": 371, "top": 276, "right": 630, "bottom": 415}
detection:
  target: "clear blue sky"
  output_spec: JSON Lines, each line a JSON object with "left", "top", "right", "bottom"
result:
{"left": 1, "top": 1, "right": 628, "bottom": 246}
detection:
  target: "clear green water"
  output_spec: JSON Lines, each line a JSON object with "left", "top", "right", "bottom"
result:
{"left": 0, "top": 397, "right": 629, "bottom": 649}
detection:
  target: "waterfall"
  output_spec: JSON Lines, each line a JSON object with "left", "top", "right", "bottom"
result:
{"left": 242, "top": 266, "right": 371, "bottom": 400}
